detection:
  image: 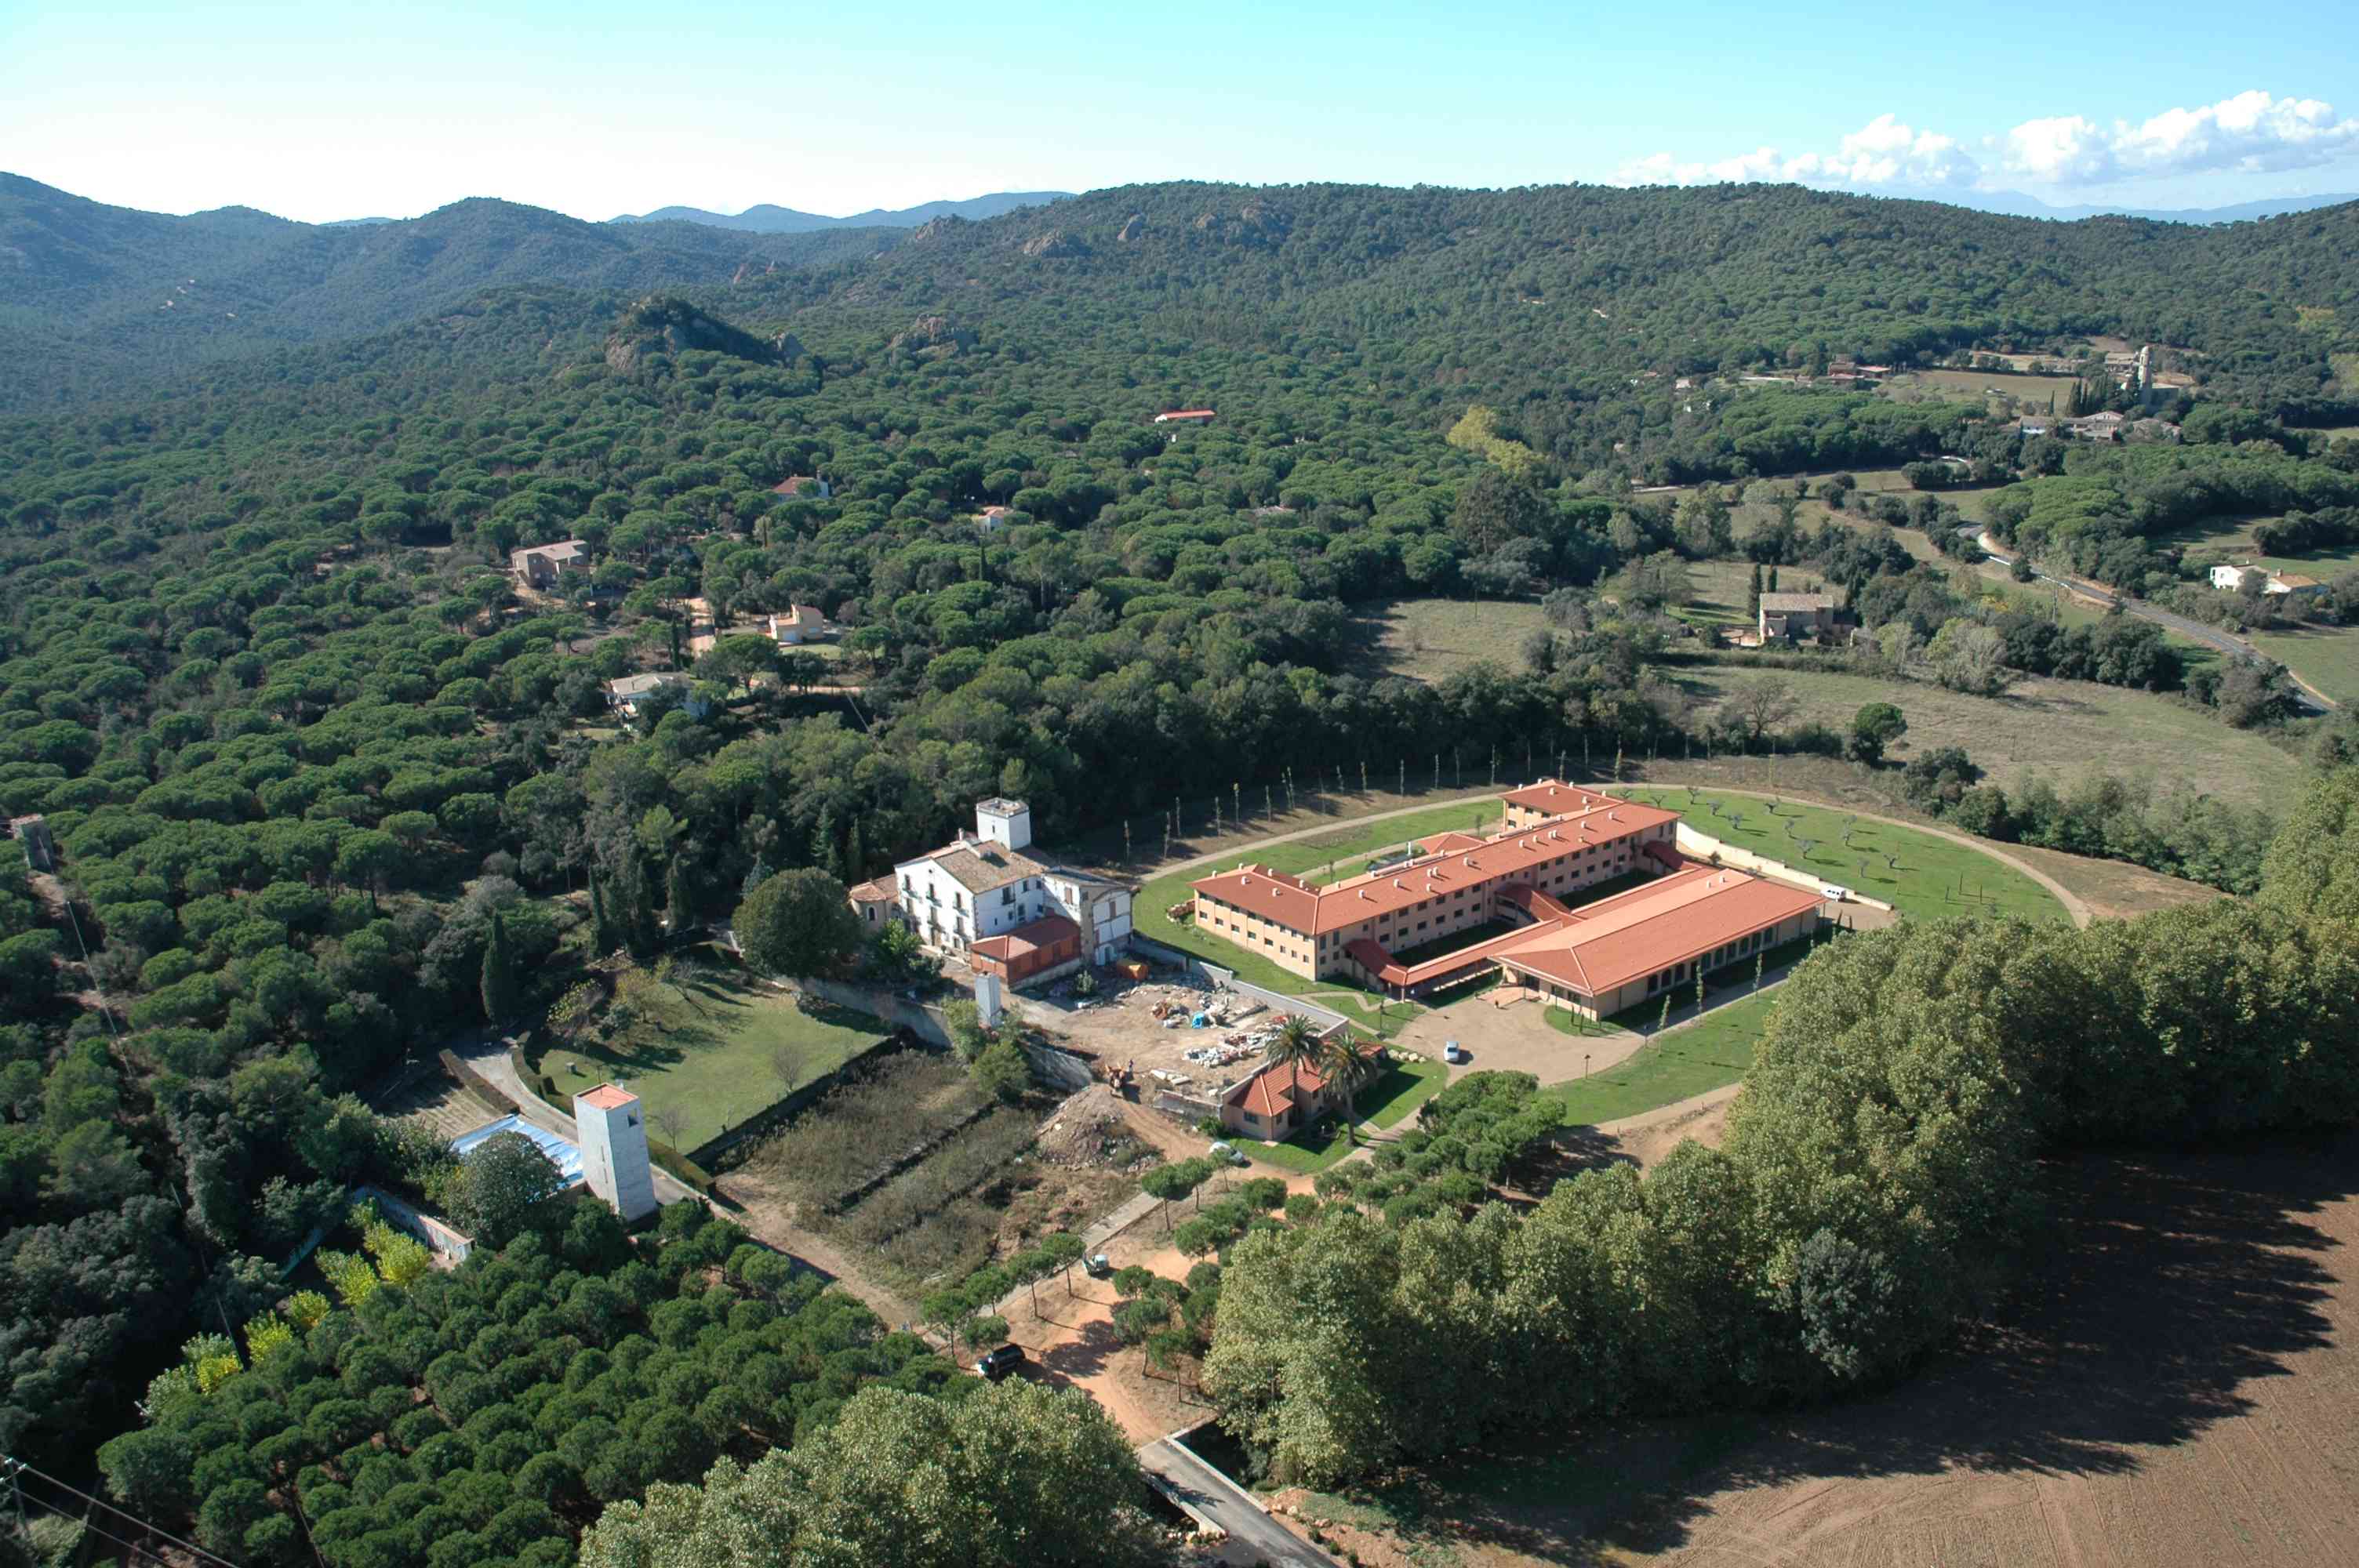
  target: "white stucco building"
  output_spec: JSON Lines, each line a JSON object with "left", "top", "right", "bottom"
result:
{"left": 889, "top": 798, "right": 1135, "bottom": 978}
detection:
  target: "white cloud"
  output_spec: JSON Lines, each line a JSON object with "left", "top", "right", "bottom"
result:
{"left": 1616, "top": 91, "right": 2359, "bottom": 194}
{"left": 1997, "top": 89, "right": 2359, "bottom": 183}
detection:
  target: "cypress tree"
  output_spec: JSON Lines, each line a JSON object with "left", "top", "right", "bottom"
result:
{"left": 812, "top": 807, "right": 842, "bottom": 881}
{"left": 622, "top": 850, "right": 662, "bottom": 960}
{"left": 480, "top": 909, "right": 518, "bottom": 1023}
{"left": 844, "top": 822, "right": 865, "bottom": 884}
{"left": 590, "top": 874, "right": 616, "bottom": 955}
{"left": 665, "top": 854, "right": 696, "bottom": 934}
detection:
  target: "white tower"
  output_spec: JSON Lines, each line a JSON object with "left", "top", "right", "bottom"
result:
{"left": 975, "top": 797, "right": 1033, "bottom": 852}
{"left": 575, "top": 1084, "right": 658, "bottom": 1221}
{"left": 974, "top": 972, "right": 1004, "bottom": 1029}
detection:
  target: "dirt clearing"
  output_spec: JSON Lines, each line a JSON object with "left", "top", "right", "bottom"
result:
{"left": 1313, "top": 1130, "right": 2359, "bottom": 1568}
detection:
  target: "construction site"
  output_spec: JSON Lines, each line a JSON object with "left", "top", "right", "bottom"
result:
{"left": 1025, "top": 965, "right": 1357, "bottom": 1128}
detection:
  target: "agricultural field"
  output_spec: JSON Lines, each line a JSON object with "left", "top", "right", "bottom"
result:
{"left": 1667, "top": 663, "right": 2303, "bottom": 811}
{"left": 532, "top": 953, "right": 886, "bottom": 1151}
{"left": 1884, "top": 365, "right": 2084, "bottom": 412}
{"left": 740, "top": 1052, "right": 1137, "bottom": 1295}
{"left": 1665, "top": 559, "right": 1761, "bottom": 632}
{"left": 1348, "top": 597, "right": 1549, "bottom": 681}
{"left": 1278, "top": 1131, "right": 2359, "bottom": 1568}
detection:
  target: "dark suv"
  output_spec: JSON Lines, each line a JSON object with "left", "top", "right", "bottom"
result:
{"left": 975, "top": 1344, "right": 1026, "bottom": 1381}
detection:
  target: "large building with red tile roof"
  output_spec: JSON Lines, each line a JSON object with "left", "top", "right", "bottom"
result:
{"left": 1188, "top": 782, "right": 1825, "bottom": 1018}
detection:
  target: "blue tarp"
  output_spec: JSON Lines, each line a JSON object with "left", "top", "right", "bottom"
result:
{"left": 450, "top": 1114, "right": 585, "bottom": 1188}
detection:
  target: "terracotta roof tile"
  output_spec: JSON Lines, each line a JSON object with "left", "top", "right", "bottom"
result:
{"left": 1498, "top": 867, "right": 1821, "bottom": 996}
{"left": 1232, "top": 1058, "right": 1325, "bottom": 1120}
{"left": 1193, "top": 795, "right": 1677, "bottom": 935}
{"left": 969, "top": 913, "right": 1079, "bottom": 962}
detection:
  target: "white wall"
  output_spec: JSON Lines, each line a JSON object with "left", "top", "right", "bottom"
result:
{"left": 576, "top": 1096, "right": 658, "bottom": 1222}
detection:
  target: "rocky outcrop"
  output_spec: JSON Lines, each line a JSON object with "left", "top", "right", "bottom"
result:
{"left": 1188, "top": 204, "right": 1290, "bottom": 247}
{"left": 886, "top": 315, "right": 975, "bottom": 358}
{"left": 1020, "top": 230, "right": 1089, "bottom": 259}
{"left": 603, "top": 294, "right": 785, "bottom": 375}
{"left": 1116, "top": 213, "right": 1146, "bottom": 243}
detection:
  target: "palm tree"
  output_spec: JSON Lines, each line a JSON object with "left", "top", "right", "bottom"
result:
{"left": 1315, "top": 1028, "right": 1378, "bottom": 1142}
{"left": 1266, "top": 1014, "right": 1324, "bottom": 1136}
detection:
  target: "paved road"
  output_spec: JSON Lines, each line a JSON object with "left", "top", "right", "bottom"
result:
{"left": 1962, "top": 528, "right": 2334, "bottom": 713}
{"left": 1137, "top": 1436, "right": 1339, "bottom": 1567}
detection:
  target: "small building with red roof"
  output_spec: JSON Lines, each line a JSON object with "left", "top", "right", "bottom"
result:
{"left": 967, "top": 913, "right": 1083, "bottom": 986}
{"left": 1220, "top": 1055, "right": 1330, "bottom": 1140}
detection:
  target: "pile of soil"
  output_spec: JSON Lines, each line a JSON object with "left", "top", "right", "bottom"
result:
{"left": 1035, "top": 1087, "right": 1158, "bottom": 1171}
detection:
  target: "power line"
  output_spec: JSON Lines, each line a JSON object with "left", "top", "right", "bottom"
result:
{"left": 2, "top": 1455, "right": 244, "bottom": 1568}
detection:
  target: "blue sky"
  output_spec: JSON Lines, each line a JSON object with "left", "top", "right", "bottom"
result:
{"left": 6, "top": 1, "right": 2358, "bottom": 221}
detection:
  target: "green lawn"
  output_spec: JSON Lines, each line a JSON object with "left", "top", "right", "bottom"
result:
{"left": 1666, "top": 663, "right": 2299, "bottom": 812}
{"left": 2152, "top": 517, "right": 2359, "bottom": 579}
{"left": 1615, "top": 786, "right": 2067, "bottom": 924}
{"left": 1133, "top": 798, "right": 1507, "bottom": 1036}
{"left": 2250, "top": 622, "right": 2359, "bottom": 706}
{"left": 1240, "top": 1057, "right": 1450, "bottom": 1174}
{"left": 1539, "top": 989, "right": 1779, "bottom": 1125}
{"left": 533, "top": 959, "right": 886, "bottom": 1152}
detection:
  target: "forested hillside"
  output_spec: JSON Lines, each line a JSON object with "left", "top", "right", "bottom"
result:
{"left": 0, "top": 175, "right": 900, "bottom": 405}
{"left": 5, "top": 172, "right": 2359, "bottom": 1563}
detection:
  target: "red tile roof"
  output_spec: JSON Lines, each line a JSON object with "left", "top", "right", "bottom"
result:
{"left": 969, "top": 913, "right": 1080, "bottom": 963}
{"left": 1495, "top": 866, "right": 1822, "bottom": 996}
{"left": 849, "top": 877, "right": 898, "bottom": 904}
{"left": 1230, "top": 1058, "right": 1325, "bottom": 1120}
{"left": 1192, "top": 796, "right": 1677, "bottom": 936}
{"left": 1158, "top": 408, "right": 1216, "bottom": 419}
{"left": 1502, "top": 780, "right": 1619, "bottom": 815}
{"left": 578, "top": 1084, "right": 638, "bottom": 1110}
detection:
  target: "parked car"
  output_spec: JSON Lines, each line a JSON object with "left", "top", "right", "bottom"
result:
{"left": 1819, "top": 884, "right": 1851, "bottom": 902}
{"left": 975, "top": 1344, "right": 1026, "bottom": 1381}
{"left": 1209, "top": 1141, "right": 1249, "bottom": 1167}
{"left": 1443, "top": 1040, "right": 1467, "bottom": 1064}
{"left": 1083, "top": 1252, "right": 1114, "bottom": 1279}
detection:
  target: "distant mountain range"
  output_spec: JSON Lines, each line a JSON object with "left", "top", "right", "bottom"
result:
{"left": 609, "top": 191, "right": 1070, "bottom": 233}
{"left": 1925, "top": 189, "right": 2359, "bottom": 225}
{"left": 6, "top": 169, "right": 2356, "bottom": 415}
{"left": 0, "top": 171, "right": 904, "bottom": 407}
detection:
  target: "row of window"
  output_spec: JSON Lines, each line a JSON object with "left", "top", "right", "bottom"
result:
{"left": 1641, "top": 924, "right": 1776, "bottom": 996}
